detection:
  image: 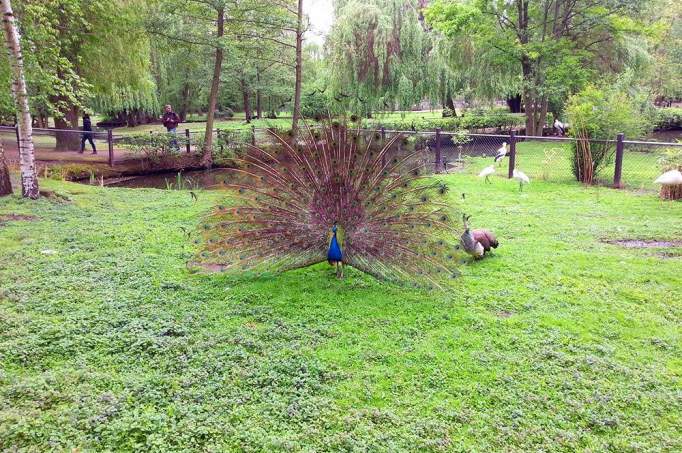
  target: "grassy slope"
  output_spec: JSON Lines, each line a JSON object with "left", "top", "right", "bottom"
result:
{"left": 0, "top": 176, "right": 680, "bottom": 451}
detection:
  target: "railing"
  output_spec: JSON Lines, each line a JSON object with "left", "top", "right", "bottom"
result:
{"left": 1, "top": 124, "right": 679, "bottom": 190}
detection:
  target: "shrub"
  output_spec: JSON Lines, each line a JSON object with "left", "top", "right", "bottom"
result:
{"left": 215, "top": 108, "right": 234, "bottom": 119}
{"left": 361, "top": 111, "right": 525, "bottom": 132}
{"left": 120, "top": 133, "right": 186, "bottom": 163}
{"left": 301, "top": 91, "right": 332, "bottom": 120}
{"left": 566, "top": 85, "right": 648, "bottom": 183}
{"left": 47, "top": 163, "right": 97, "bottom": 181}
{"left": 651, "top": 108, "right": 682, "bottom": 131}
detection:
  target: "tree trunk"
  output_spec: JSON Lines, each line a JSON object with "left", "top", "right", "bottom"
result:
{"left": 507, "top": 95, "right": 522, "bottom": 113}
{"left": 53, "top": 104, "right": 81, "bottom": 151}
{"left": 241, "top": 79, "right": 252, "bottom": 123}
{"left": 202, "top": 7, "right": 225, "bottom": 169}
{"left": 1, "top": 0, "right": 38, "bottom": 198}
{"left": 291, "top": 0, "right": 304, "bottom": 137}
{"left": 445, "top": 93, "right": 456, "bottom": 115}
{"left": 126, "top": 110, "right": 139, "bottom": 128}
{"left": 256, "top": 68, "right": 262, "bottom": 119}
{"left": 0, "top": 138, "right": 12, "bottom": 196}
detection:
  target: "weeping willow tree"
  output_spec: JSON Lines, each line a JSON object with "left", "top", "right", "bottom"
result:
{"left": 327, "top": 0, "right": 446, "bottom": 117}
{"left": 5, "top": 0, "right": 158, "bottom": 148}
{"left": 431, "top": 32, "right": 521, "bottom": 111}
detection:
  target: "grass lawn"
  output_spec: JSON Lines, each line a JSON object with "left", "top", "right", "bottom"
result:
{"left": 0, "top": 174, "right": 680, "bottom": 451}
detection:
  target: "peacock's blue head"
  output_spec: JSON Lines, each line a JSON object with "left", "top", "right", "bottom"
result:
{"left": 331, "top": 223, "right": 338, "bottom": 233}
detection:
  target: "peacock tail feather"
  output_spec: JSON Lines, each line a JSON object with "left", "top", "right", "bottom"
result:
{"left": 196, "top": 123, "right": 465, "bottom": 289}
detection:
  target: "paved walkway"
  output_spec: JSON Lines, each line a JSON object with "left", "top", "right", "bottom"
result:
{"left": 2, "top": 143, "right": 140, "bottom": 166}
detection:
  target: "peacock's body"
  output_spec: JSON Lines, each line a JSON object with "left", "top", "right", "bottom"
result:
{"left": 197, "top": 124, "right": 465, "bottom": 288}
{"left": 327, "top": 223, "right": 344, "bottom": 277}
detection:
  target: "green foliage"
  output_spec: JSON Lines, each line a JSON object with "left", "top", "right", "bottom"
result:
{"left": 425, "top": 0, "right": 654, "bottom": 133}
{"left": 566, "top": 84, "right": 650, "bottom": 180}
{"left": 657, "top": 146, "right": 682, "bottom": 171}
{"left": 327, "top": 0, "right": 446, "bottom": 116}
{"left": 120, "top": 133, "right": 187, "bottom": 162}
{"left": 5, "top": 0, "right": 158, "bottom": 119}
{"left": 45, "top": 163, "right": 97, "bottom": 181}
{"left": 651, "top": 108, "right": 682, "bottom": 130}
{"left": 363, "top": 111, "right": 526, "bottom": 131}
{"left": 300, "top": 90, "right": 332, "bottom": 120}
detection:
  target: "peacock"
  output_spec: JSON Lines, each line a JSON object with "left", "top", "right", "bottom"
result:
{"left": 459, "top": 214, "right": 498, "bottom": 259}
{"left": 196, "top": 123, "right": 466, "bottom": 288}
{"left": 327, "top": 222, "right": 344, "bottom": 278}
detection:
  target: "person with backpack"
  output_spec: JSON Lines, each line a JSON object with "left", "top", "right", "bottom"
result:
{"left": 80, "top": 113, "right": 96, "bottom": 154}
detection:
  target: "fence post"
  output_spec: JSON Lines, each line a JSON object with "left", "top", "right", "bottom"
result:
{"left": 435, "top": 128, "right": 442, "bottom": 173}
{"left": 508, "top": 130, "right": 517, "bottom": 178}
{"left": 185, "top": 128, "right": 191, "bottom": 154}
{"left": 613, "top": 133, "right": 625, "bottom": 188}
{"left": 107, "top": 129, "right": 114, "bottom": 166}
{"left": 14, "top": 125, "right": 19, "bottom": 149}
{"left": 251, "top": 125, "right": 256, "bottom": 146}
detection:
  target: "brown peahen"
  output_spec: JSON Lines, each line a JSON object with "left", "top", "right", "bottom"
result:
{"left": 460, "top": 214, "right": 498, "bottom": 259}
{"left": 195, "top": 123, "right": 466, "bottom": 288}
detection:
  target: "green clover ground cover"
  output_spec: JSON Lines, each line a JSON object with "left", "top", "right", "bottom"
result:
{"left": 0, "top": 175, "right": 680, "bottom": 451}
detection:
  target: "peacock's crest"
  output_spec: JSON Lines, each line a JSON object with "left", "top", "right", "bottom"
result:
{"left": 197, "top": 123, "right": 465, "bottom": 289}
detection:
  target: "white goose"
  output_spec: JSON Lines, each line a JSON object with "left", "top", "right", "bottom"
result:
{"left": 513, "top": 168, "right": 530, "bottom": 191}
{"left": 478, "top": 165, "right": 496, "bottom": 184}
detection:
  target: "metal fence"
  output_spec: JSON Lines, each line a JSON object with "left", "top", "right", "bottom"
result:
{"left": 1, "top": 124, "right": 679, "bottom": 190}
{"left": 355, "top": 128, "right": 681, "bottom": 191}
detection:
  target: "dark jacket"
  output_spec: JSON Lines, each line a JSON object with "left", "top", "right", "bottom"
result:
{"left": 162, "top": 111, "right": 180, "bottom": 130}
{"left": 82, "top": 116, "right": 92, "bottom": 132}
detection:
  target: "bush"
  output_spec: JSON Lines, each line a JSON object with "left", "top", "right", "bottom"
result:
{"left": 215, "top": 108, "right": 234, "bottom": 119}
{"left": 120, "top": 133, "right": 187, "bottom": 162}
{"left": 301, "top": 91, "right": 332, "bottom": 120}
{"left": 362, "top": 111, "right": 525, "bottom": 132}
{"left": 566, "top": 85, "right": 649, "bottom": 183}
{"left": 651, "top": 108, "right": 682, "bottom": 131}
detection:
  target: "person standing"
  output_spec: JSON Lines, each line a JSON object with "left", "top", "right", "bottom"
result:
{"left": 161, "top": 104, "right": 180, "bottom": 150}
{"left": 79, "top": 113, "right": 97, "bottom": 154}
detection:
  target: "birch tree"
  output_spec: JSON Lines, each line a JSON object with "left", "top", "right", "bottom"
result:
{"left": 1, "top": 0, "right": 38, "bottom": 199}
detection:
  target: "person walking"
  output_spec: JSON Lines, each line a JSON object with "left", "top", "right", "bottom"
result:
{"left": 80, "top": 113, "right": 97, "bottom": 154}
{"left": 161, "top": 104, "right": 180, "bottom": 150}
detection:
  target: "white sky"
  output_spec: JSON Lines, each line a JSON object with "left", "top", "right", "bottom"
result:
{"left": 303, "top": 0, "right": 334, "bottom": 45}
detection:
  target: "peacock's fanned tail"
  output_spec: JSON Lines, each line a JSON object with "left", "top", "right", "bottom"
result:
{"left": 196, "top": 123, "right": 465, "bottom": 289}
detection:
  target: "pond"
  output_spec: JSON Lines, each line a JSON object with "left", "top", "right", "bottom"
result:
{"left": 105, "top": 128, "right": 681, "bottom": 189}
{"left": 107, "top": 169, "right": 236, "bottom": 189}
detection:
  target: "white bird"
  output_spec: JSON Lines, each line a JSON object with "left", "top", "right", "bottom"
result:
{"left": 494, "top": 142, "right": 508, "bottom": 164}
{"left": 553, "top": 118, "right": 566, "bottom": 136}
{"left": 478, "top": 165, "right": 496, "bottom": 184}
{"left": 654, "top": 169, "right": 682, "bottom": 186}
{"left": 513, "top": 168, "right": 530, "bottom": 191}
